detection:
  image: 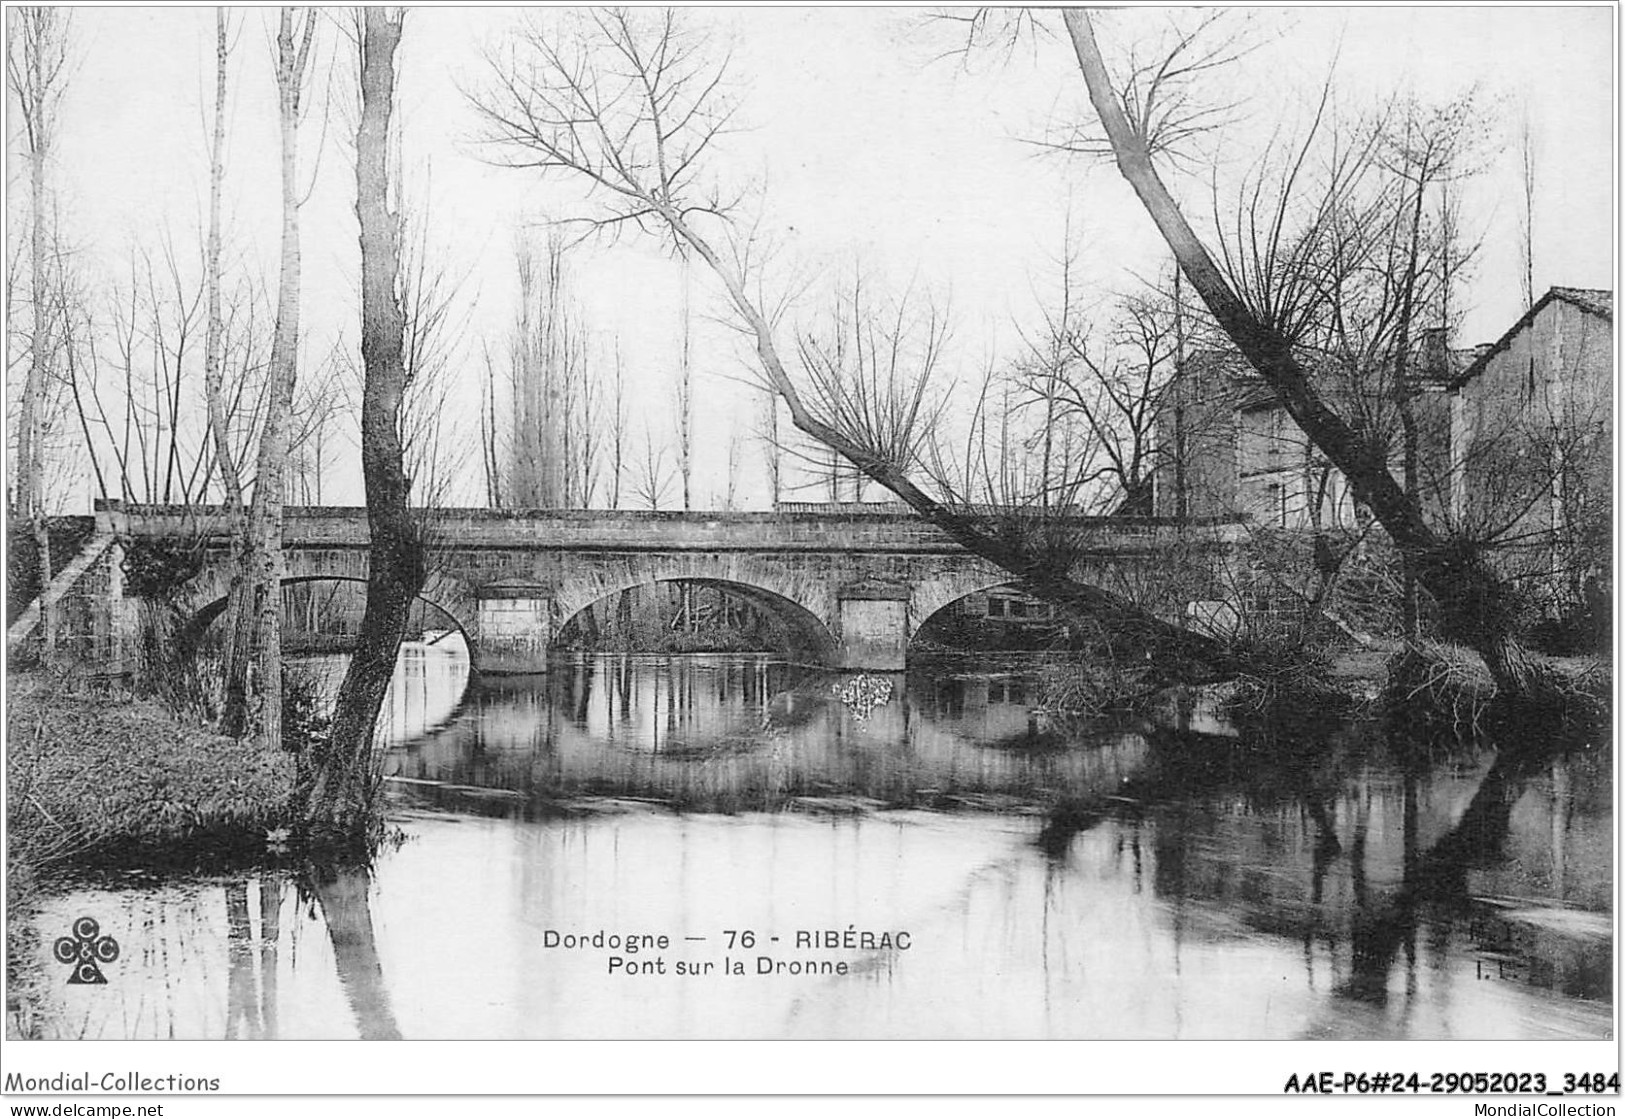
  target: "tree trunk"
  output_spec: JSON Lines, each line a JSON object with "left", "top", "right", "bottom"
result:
{"left": 1061, "top": 10, "right": 1544, "bottom": 698}
{"left": 15, "top": 13, "right": 58, "bottom": 655}
{"left": 655, "top": 203, "right": 1234, "bottom": 677}
{"left": 678, "top": 271, "right": 693, "bottom": 511}
{"left": 203, "top": 9, "right": 251, "bottom": 706}
{"left": 204, "top": 9, "right": 243, "bottom": 514}
{"left": 301, "top": 8, "right": 422, "bottom": 847}
{"left": 221, "top": 11, "right": 313, "bottom": 742}
{"left": 16, "top": 72, "right": 47, "bottom": 533}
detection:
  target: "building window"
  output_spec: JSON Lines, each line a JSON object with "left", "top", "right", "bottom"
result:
{"left": 1240, "top": 407, "right": 1285, "bottom": 476}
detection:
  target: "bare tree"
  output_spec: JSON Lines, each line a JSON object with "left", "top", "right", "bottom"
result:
{"left": 628, "top": 421, "right": 675, "bottom": 511}
{"left": 7, "top": 6, "right": 71, "bottom": 520}
{"left": 1517, "top": 109, "right": 1536, "bottom": 312}
{"left": 607, "top": 336, "right": 628, "bottom": 508}
{"left": 794, "top": 275, "right": 949, "bottom": 500}
{"left": 285, "top": 345, "right": 350, "bottom": 504}
{"left": 756, "top": 390, "right": 782, "bottom": 507}
{"left": 559, "top": 315, "right": 598, "bottom": 507}
{"left": 386, "top": 192, "right": 474, "bottom": 508}
{"left": 507, "top": 233, "right": 569, "bottom": 507}
{"left": 220, "top": 7, "right": 319, "bottom": 743}
{"left": 55, "top": 264, "right": 108, "bottom": 504}
{"left": 468, "top": 7, "right": 1232, "bottom": 675}
{"left": 303, "top": 5, "right": 422, "bottom": 848}
{"left": 203, "top": 7, "right": 245, "bottom": 516}
{"left": 479, "top": 341, "right": 505, "bottom": 507}
{"left": 1017, "top": 210, "right": 1085, "bottom": 511}
{"left": 56, "top": 238, "right": 227, "bottom": 506}
{"left": 1013, "top": 270, "right": 1184, "bottom": 516}
{"left": 1062, "top": 9, "right": 1566, "bottom": 699}
{"left": 7, "top": 6, "right": 74, "bottom": 650}
{"left": 721, "top": 422, "right": 743, "bottom": 510}
{"left": 34, "top": 14, "right": 274, "bottom": 529}
{"left": 1375, "top": 91, "right": 1492, "bottom": 636}
{"left": 64, "top": 248, "right": 272, "bottom": 511}
{"left": 674, "top": 269, "right": 694, "bottom": 510}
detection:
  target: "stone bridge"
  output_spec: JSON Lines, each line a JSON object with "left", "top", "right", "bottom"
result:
{"left": 97, "top": 503, "right": 1242, "bottom": 672}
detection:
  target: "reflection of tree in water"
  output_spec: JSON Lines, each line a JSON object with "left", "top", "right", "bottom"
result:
{"left": 36, "top": 874, "right": 294, "bottom": 1040}
{"left": 305, "top": 865, "right": 402, "bottom": 1040}
{"left": 1031, "top": 710, "right": 1607, "bottom": 1019}
{"left": 1033, "top": 716, "right": 1359, "bottom": 866}
{"left": 223, "top": 876, "right": 287, "bottom": 1039}
{"left": 225, "top": 882, "right": 255, "bottom": 1038}
{"left": 37, "top": 869, "right": 400, "bottom": 1039}
{"left": 1339, "top": 748, "right": 1537, "bottom": 1004}
{"left": 259, "top": 878, "right": 281, "bottom": 1037}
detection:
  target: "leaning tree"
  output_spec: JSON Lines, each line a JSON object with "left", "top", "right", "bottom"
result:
{"left": 468, "top": 7, "right": 1235, "bottom": 681}
{"left": 1060, "top": 9, "right": 1569, "bottom": 701}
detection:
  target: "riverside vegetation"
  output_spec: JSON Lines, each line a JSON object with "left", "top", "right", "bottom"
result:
{"left": 5, "top": 671, "right": 293, "bottom": 1038}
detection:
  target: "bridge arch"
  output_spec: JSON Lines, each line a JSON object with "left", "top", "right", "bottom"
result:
{"left": 911, "top": 570, "right": 1044, "bottom": 644}
{"left": 907, "top": 556, "right": 1171, "bottom": 649}
{"left": 551, "top": 574, "right": 840, "bottom": 664}
{"left": 550, "top": 553, "right": 833, "bottom": 625}
{"left": 907, "top": 577, "right": 1060, "bottom": 651}
{"left": 183, "top": 573, "right": 481, "bottom": 670}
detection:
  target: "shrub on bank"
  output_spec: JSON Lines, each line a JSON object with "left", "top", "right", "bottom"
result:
{"left": 6, "top": 671, "right": 294, "bottom": 1037}
{"left": 1382, "top": 641, "right": 1611, "bottom": 751}
{"left": 7, "top": 673, "right": 295, "bottom": 871}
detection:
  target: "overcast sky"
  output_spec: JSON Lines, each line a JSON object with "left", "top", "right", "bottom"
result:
{"left": 16, "top": 5, "right": 1615, "bottom": 509}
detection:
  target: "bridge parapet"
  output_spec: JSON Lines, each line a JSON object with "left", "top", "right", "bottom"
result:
{"left": 102, "top": 503, "right": 1242, "bottom": 557}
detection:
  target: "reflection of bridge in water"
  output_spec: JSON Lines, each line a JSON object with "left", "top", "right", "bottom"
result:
{"left": 381, "top": 654, "right": 1153, "bottom": 813}
{"left": 63, "top": 502, "right": 1240, "bottom": 672}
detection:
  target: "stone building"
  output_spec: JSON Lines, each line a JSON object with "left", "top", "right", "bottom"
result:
{"left": 1445, "top": 287, "right": 1612, "bottom": 607}
{"left": 1151, "top": 348, "right": 1367, "bottom": 530}
{"left": 1151, "top": 285, "right": 1612, "bottom": 614}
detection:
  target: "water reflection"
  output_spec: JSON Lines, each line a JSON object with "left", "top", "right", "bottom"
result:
{"left": 27, "top": 867, "right": 407, "bottom": 1041}
{"left": 291, "top": 638, "right": 472, "bottom": 746}
{"left": 385, "top": 655, "right": 1150, "bottom": 814}
{"left": 308, "top": 867, "right": 401, "bottom": 1040}
{"left": 20, "top": 652, "right": 1611, "bottom": 1040}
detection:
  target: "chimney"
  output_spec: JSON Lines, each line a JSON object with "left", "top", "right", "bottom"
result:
{"left": 1418, "top": 326, "right": 1449, "bottom": 381}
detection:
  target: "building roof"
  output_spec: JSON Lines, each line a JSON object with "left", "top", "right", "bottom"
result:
{"left": 1179, "top": 348, "right": 1274, "bottom": 407}
{"left": 1181, "top": 340, "right": 1458, "bottom": 407}
{"left": 1552, "top": 286, "right": 1613, "bottom": 320}
{"left": 1449, "top": 286, "right": 1613, "bottom": 389}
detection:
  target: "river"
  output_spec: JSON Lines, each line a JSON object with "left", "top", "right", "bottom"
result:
{"left": 19, "top": 645, "right": 1613, "bottom": 1040}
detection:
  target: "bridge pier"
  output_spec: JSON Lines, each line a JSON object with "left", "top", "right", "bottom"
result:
{"left": 836, "top": 582, "right": 911, "bottom": 670}
{"left": 474, "top": 586, "right": 552, "bottom": 674}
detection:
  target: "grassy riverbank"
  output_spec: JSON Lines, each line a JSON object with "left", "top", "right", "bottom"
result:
{"left": 6, "top": 671, "right": 294, "bottom": 1036}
